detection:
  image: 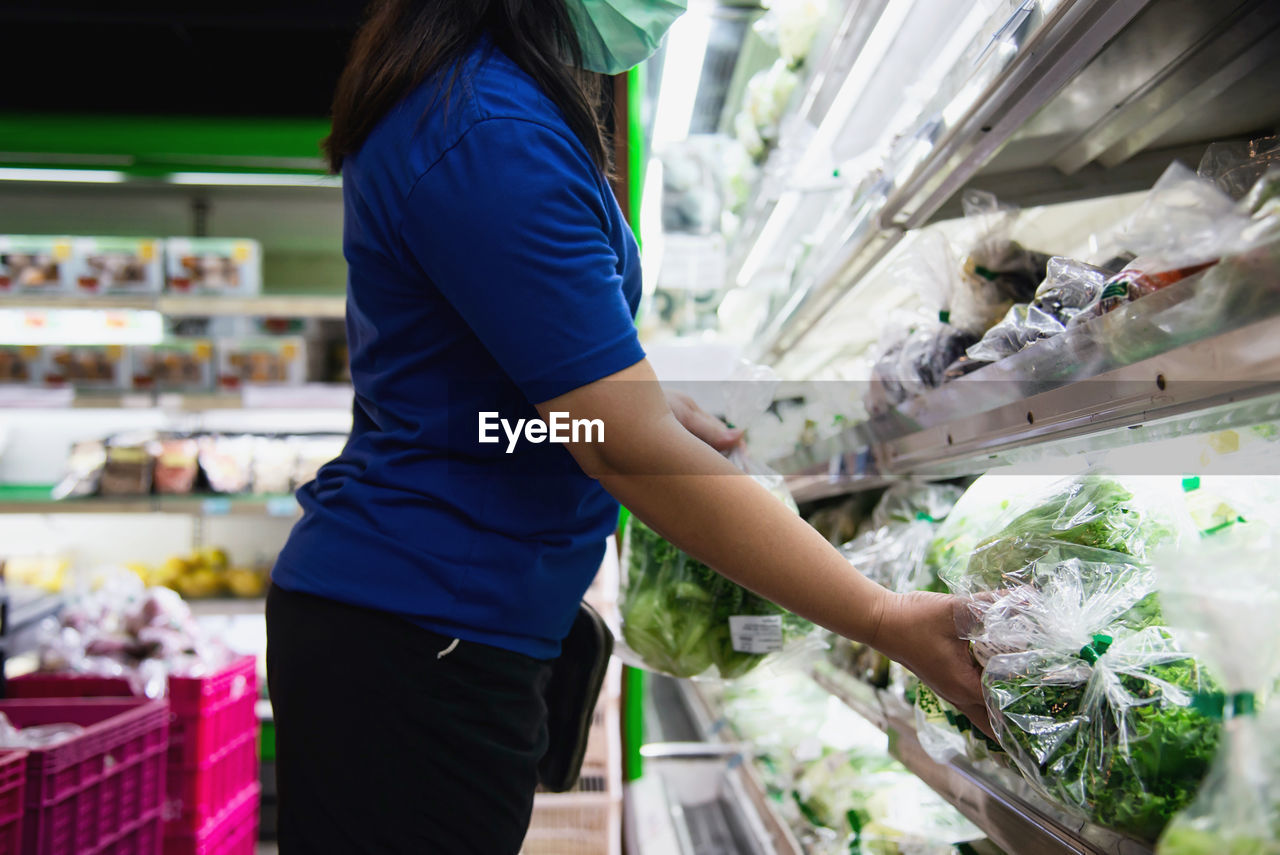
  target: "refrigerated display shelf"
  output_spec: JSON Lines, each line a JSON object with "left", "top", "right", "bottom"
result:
{"left": 0, "top": 486, "right": 300, "bottom": 517}
{"left": 773, "top": 311, "right": 1280, "bottom": 493}
{"left": 0, "top": 294, "right": 345, "bottom": 318}
{"left": 810, "top": 665, "right": 1154, "bottom": 855}
{"left": 745, "top": 0, "right": 1280, "bottom": 363}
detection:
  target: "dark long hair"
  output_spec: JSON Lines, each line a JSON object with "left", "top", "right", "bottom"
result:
{"left": 324, "top": 0, "right": 609, "bottom": 173}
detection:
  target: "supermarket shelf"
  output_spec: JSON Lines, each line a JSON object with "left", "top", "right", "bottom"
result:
{"left": 187, "top": 597, "right": 266, "bottom": 617}
{"left": 0, "top": 589, "right": 65, "bottom": 697}
{"left": 812, "top": 665, "right": 1153, "bottom": 855}
{"left": 0, "top": 294, "right": 345, "bottom": 318}
{"left": 639, "top": 674, "right": 802, "bottom": 855}
{"left": 0, "top": 488, "right": 300, "bottom": 517}
{"left": 772, "top": 312, "right": 1280, "bottom": 488}
{"left": 57, "top": 386, "right": 352, "bottom": 411}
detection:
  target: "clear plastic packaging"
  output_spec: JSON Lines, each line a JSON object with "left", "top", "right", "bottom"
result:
{"left": 40, "top": 345, "right": 130, "bottom": 389}
{"left": 0, "top": 236, "right": 71, "bottom": 293}
{"left": 617, "top": 364, "right": 818, "bottom": 680}
{"left": 164, "top": 238, "right": 262, "bottom": 295}
{"left": 130, "top": 339, "right": 214, "bottom": 391}
{"left": 840, "top": 481, "right": 963, "bottom": 594}
{"left": 0, "top": 713, "right": 84, "bottom": 749}
{"left": 0, "top": 345, "right": 40, "bottom": 384}
{"left": 153, "top": 438, "right": 200, "bottom": 495}
{"left": 954, "top": 190, "right": 1054, "bottom": 337}
{"left": 197, "top": 435, "right": 254, "bottom": 494}
{"left": 67, "top": 237, "right": 163, "bottom": 295}
{"left": 1155, "top": 525, "right": 1280, "bottom": 855}
{"left": 1196, "top": 135, "right": 1280, "bottom": 202}
{"left": 972, "top": 554, "right": 1220, "bottom": 841}
{"left": 215, "top": 337, "right": 306, "bottom": 388}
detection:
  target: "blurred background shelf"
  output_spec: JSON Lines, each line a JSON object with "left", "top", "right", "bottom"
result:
{"left": 0, "top": 486, "right": 300, "bottom": 517}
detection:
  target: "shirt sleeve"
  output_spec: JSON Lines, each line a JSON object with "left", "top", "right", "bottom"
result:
{"left": 398, "top": 117, "right": 645, "bottom": 404}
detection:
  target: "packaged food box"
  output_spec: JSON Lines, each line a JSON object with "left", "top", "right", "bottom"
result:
{"left": 131, "top": 339, "right": 214, "bottom": 391}
{"left": 0, "top": 235, "right": 72, "bottom": 294}
{"left": 68, "top": 237, "right": 164, "bottom": 295}
{"left": 100, "top": 438, "right": 155, "bottom": 496}
{"left": 0, "top": 345, "right": 40, "bottom": 384}
{"left": 154, "top": 436, "right": 200, "bottom": 494}
{"left": 197, "top": 434, "right": 254, "bottom": 494}
{"left": 40, "top": 345, "right": 129, "bottom": 389}
{"left": 165, "top": 238, "right": 262, "bottom": 295}
{"left": 215, "top": 337, "right": 305, "bottom": 388}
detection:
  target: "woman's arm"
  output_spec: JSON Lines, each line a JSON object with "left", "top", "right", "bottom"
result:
{"left": 538, "top": 359, "right": 992, "bottom": 734}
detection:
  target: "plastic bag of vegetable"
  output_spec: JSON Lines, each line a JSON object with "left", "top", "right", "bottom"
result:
{"left": 1155, "top": 525, "right": 1280, "bottom": 855}
{"left": 840, "top": 481, "right": 963, "bottom": 594}
{"left": 1196, "top": 134, "right": 1280, "bottom": 202}
{"left": 617, "top": 364, "right": 819, "bottom": 680}
{"left": 954, "top": 189, "right": 1054, "bottom": 337}
{"left": 962, "top": 256, "right": 1111, "bottom": 364}
{"left": 969, "top": 551, "right": 1220, "bottom": 840}
{"left": 943, "top": 474, "right": 1181, "bottom": 594}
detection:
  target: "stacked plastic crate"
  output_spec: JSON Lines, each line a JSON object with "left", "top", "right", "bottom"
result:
{"left": 9, "top": 655, "right": 260, "bottom": 855}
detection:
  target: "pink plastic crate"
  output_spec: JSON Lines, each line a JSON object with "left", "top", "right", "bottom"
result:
{"left": 165, "top": 733, "right": 256, "bottom": 830}
{"left": 8, "top": 657, "right": 259, "bottom": 837}
{"left": 161, "top": 785, "right": 258, "bottom": 855}
{"left": 0, "top": 698, "right": 167, "bottom": 855}
{"left": 0, "top": 751, "right": 27, "bottom": 855}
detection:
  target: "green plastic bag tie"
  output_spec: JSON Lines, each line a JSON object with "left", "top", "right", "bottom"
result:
{"left": 1079, "top": 633, "right": 1113, "bottom": 665}
{"left": 915, "top": 511, "right": 936, "bottom": 522}
{"left": 1101, "top": 280, "right": 1129, "bottom": 300}
{"left": 1201, "top": 515, "right": 1247, "bottom": 536}
{"left": 1181, "top": 475, "right": 1201, "bottom": 492}
{"left": 1191, "top": 691, "right": 1257, "bottom": 719}
{"left": 846, "top": 810, "right": 864, "bottom": 854}
{"left": 938, "top": 309, "right": 951, "bottom": 324}
{"left": 972, "top": 264, "right": 998, "bottom": 281}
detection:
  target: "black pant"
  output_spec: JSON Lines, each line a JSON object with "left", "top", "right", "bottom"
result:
{"left": 266, "top": 584, "right": 552, "bottom": 854}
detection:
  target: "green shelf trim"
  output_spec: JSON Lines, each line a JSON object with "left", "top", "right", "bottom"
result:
{"left": 0, "top": 114, "right": 331, "bottom": 173}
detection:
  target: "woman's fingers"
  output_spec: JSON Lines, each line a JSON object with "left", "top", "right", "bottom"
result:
{"left": 665, "top": 391, "right": 745, "bottom": 451}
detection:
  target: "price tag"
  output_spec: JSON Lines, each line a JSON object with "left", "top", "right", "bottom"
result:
{"left": 728, "top": 615, "right": 783, "bottom": 654}
{"left": 265, "top": 497, "right": 298, "bottom": 517}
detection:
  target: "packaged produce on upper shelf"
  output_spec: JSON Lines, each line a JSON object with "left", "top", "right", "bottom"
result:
{"left": 163, "top": 238, "right": 261, "bottom": 296}
{"left": 67, "top": 237, "right": 163, "bottom": 295}
{"left": 50, "top": 430, "right": 346, "bottom": 500}
{"left": 0, "top": 235, "right": 264, "bottom": 297}
{"left": 0, "top": 236, "right": 71, "bottom": 293}
{"left": 0, "top": 337, "right": 306, "bottom": 390}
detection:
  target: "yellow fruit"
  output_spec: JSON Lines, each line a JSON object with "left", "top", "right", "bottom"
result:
{"left": 226, "top": 568, "right": 266, "bottom": 598}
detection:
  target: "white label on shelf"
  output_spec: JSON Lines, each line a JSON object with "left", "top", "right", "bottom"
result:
{"left": 121, "top": 393, "right": 152, "bottom": 409}
{"left": 728, "top": 615, "right": 783, "bottom": 653}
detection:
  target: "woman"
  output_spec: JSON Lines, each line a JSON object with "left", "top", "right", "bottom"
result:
{"left": 267, "top": 1, "right": 990, "bottom": 852}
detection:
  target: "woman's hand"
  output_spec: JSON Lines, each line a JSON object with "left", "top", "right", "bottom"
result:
{"left": 664, "top": 390, "right": 744, "bottom": 451}
{"left": 871, "top": 591, "right": 995, "bottom": 738}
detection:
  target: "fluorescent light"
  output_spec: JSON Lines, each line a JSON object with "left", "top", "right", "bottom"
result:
{"left": 0, "top": 308, "right": 164, "bottom": 345}
{"left": 732, "top": 1, "right": 915, "bottom": 288}
{"left": 735, "top": 192, "right": 800, "bottom": 287}
{"left": 0, "top": 167, "right": 126, "bottom": 184}
{"left": 639, "top": 157, "right": 666, "bottom": 297}
{"left": 651, "top": 12, "right": 712, "bottom": 147}
{"left": 167, "top": 172, "right": 341, "bottom": 188}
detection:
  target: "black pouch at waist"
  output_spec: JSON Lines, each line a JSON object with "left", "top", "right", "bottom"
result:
{"left": 538, "top": 601, "right": 614, "bottom": 792}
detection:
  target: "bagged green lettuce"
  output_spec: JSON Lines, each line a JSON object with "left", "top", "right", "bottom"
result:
{"left": 966, "top": 550, "right": 1219, "bottom": 840}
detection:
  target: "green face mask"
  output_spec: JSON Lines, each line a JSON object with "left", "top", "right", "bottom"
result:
{"left": 565, "top": 0, "right": 689, "bottom": 75}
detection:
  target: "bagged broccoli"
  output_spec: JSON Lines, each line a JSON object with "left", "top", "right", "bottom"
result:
{"left": 1156, "top": 525, "right": 1280, "bottom": 855}
{"left": 969, "top": 552, "right": 1220, "bottom": 840}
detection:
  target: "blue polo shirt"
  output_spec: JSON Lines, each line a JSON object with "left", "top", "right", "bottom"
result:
{"left": 273, "top": 37, "right": 644, "bottom": 659}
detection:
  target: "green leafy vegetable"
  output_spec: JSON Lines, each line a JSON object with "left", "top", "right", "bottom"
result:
{"left": 986, "top": 638, "right": 1220, "bottom": 840}
{"left": 621, "top": 517, "right": 811, "bottom": 679}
